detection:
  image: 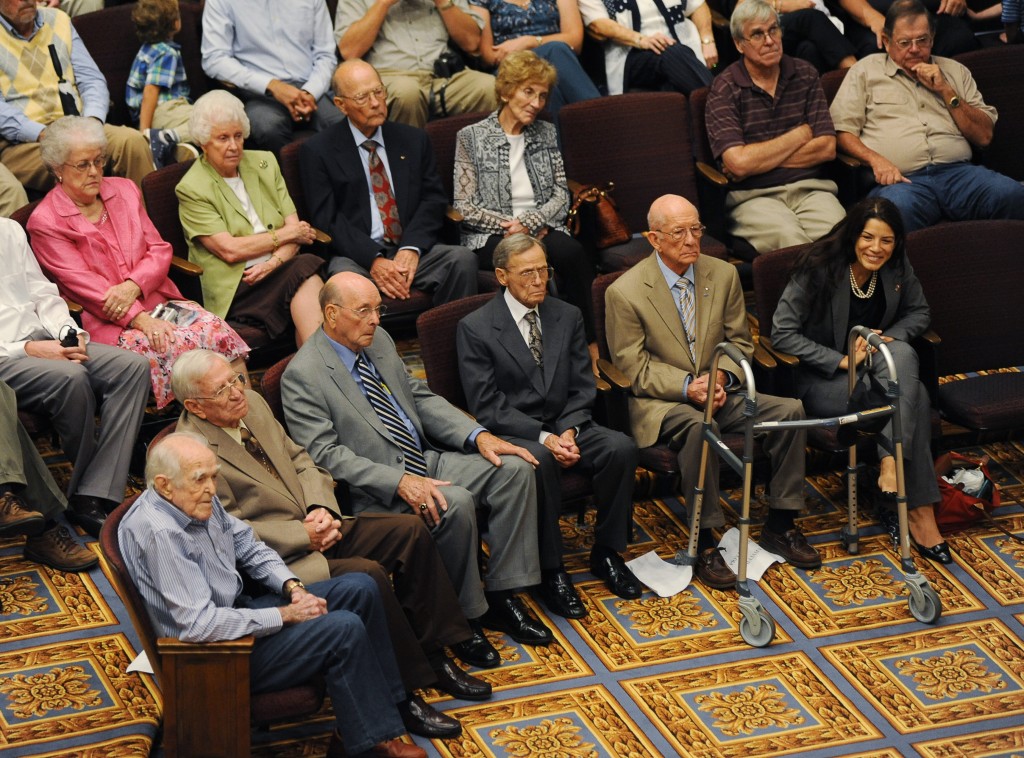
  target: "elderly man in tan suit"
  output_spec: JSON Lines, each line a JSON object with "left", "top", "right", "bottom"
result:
{"left": 171, "top": 349, "right": 495, "bottom": 741}
{"left": 604, "top": 194, "right": 819, "bottom": 590}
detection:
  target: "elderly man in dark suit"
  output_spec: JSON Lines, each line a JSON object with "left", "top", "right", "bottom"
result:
{"left": 605, "top": 194, "right": 820, "bottom": 590}
{"left": 170, "top": 350, "right": 492, "bottom": 738}
{"left": 456, "top": 234, "right": 641, "bottom": 619}
{"left": 282, "top": 272, "right": 553, "bottom": 648}
{"left": 299, "top": 60, "right": 477, "bottom": 305}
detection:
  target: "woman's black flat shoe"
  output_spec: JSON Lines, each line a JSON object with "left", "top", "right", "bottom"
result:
{"left": 913, "top": 540, "right": 954, "bottom": 565}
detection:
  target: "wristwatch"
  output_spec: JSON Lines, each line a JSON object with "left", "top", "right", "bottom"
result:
{"left": 282, "top": 578, "right": 305, "bottom": 601}
{"left": 946, "top": 95, "right": 961, "bottom": 109}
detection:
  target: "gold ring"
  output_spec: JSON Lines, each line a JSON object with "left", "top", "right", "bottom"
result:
{"left": 419, "top": 503, "right": 427, "bottom": 511}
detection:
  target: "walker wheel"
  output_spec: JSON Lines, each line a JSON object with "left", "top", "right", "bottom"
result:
{"left": 908, "top": 584, "right": 942, "bottom": 624}
{"left": 739, "top": 609, "right": 777, "bottom": 648}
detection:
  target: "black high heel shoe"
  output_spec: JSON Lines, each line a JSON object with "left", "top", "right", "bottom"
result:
{"left": 913, "top": 540, "right": 954, "bottom": 565}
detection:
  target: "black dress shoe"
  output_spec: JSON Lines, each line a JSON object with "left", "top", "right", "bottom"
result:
{"left": 399, "top": 694, "right": 461, "bottom": 739}
{"left": 433, "top": 656, "right": 492, "bottom": 700}
{"left": 539, "top": 571, "right": 586, "bottom": 618}
{"left": 589, "top": 551, "right": 642, "bottom": 599}
{"left": 914, "top": 540, "right": 954, "bottom": 564}
{"left": 479, "top": 595, "right": 553, "bottom": 646}
{"left": 67, "top": 495, "right": 109, "bottom": 539}
{"left": 451, "top": 625, "right": 501, "bottom": 669}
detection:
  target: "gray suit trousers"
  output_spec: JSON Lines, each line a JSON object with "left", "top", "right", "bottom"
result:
{"left": 327, "top": 243, "right": 478, "bottom": 305}
{"left": 797, "top": 340, "right": 940, "bottom": 508}
{"left": 428, "top": 450, "right": 540, "bottom": 619}
{"left": 0, "top": 380, "right": 66, "bottom": 517}
{"left": 0, "top": 344, "right": 150, "bottom": 502}
{"left": 661, "top": 392, "right": 807, "bottom": 528}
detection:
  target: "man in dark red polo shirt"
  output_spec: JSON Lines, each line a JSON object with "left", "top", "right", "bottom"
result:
{"left": 706, "top": 0, "right": 845, "bottom": 255}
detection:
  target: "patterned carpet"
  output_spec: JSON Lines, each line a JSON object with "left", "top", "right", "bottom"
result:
{"left": 1, "top": 380, "right": 1022, "bottom": 755}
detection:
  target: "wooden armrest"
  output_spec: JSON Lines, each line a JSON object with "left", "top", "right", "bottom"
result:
{"left": 758, "top": 336, "right": 801, "bottom": 368}
{"left": 445, "top": 205, "right": 464, "bottom": 224}
{"left": 62, "top": 296, "right": 83, "bottom": 315}
{"left": 171, "top": 256, "right": 203, "bottom": 277}
{"left": 918, "top": 329, "right": 941, "bottom": 347}
{"left": 752, "top": 340, "right": 777, "bottom": 371}
{"left": 837, "top": 152, "right": 861, "bottom": 169}
{"left": 594, "top": 375, "right": 611, "bottom": 393}
{"left": 157, "top": 636, "right": 255, "bottom": 654}
{"left": 597, "top": 357, "right": 630, "bottom": 390}
{"left": 711, "top": 8, "right": 729, "bottom": 26}
{"left": 567, "top": 178, "right": 585, "bottom": 195}
{"left": 696, "top": 161, "right": 729, "bottom": 188}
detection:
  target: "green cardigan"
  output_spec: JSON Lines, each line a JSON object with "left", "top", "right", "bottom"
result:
{"left": 176, "top": 151, "right": 296, "bottom": 318}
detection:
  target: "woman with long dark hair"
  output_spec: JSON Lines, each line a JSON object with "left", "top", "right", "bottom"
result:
{"left": 771, "top": 197, "right": 951, "bottom": 563}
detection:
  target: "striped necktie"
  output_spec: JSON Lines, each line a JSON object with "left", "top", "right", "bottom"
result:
{"left": 355, "top": 353, "right": 429, "bottom": 476}
{"left": 677, "top": 277, "right": 696, "bottom": 363}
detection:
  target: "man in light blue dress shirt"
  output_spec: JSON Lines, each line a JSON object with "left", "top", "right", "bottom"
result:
{"left": 120, "top": 432, "right": 425, "bottom": 758}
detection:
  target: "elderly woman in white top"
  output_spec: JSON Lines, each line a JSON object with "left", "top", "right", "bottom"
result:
{"left": 577, "top": 0, "right": 719, "bottom": 95}
{"left": 454, "top": 52, "right": 596, "bottom": 348}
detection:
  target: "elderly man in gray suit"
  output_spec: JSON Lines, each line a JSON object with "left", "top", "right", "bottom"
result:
{"left": 282, "top": 272, "right": 551, "bottom": 648}
{"left": 456, "top": 234, "right": 641, "bottom": 621}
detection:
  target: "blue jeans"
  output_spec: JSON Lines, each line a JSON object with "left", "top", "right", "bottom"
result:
{"left": 870, "top": 161, "right": 1024, "bottom": 232}
{"left": 245, "top": 574, "right": 406, "bottom": 754}
{"left": 533, "top": 41, "right": 601, "bottom": 124}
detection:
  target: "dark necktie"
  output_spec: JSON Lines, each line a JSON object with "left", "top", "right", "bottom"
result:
{"left": 524, "top": 311, "right": 543, "bottom": 369}
{"left": 355, "top": 353, "right": 429, "bottom": 476}
{"left": 239, "top": 426, "right": 280, "bottom": 480}
{"left": 362, "top": 139, "right": 402, "bottom": 244}
{"left": 676, "top": 277, "right": 696, "bottom": 363}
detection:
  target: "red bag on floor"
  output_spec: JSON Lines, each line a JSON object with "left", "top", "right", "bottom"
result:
{"left": 934, "top": 451, "right": 1000, "bottom": 534}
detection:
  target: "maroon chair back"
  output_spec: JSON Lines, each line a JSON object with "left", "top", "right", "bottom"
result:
{"left": 424, "top": 111, "right": 491, "bottom": 202}
{"left": 73, "top": 5, "right": 141, "bottom": 126}
{"left": 141, "top": 159, "right": 195, "bottom": 261}
{"left": 819, "top": 68, "right": 849, "bottom": 105}
{"left": 260, "top": 353, "right": 296, "bottom": 425}
{"left": 688, "top": 87, "right": 714, "bottom": 167}
{"left": 416, "top": 293, "right": 496, "bottom": 409}
{"left": 278, "top": 133, "right": 315, "bottom": 219}
{"left": 955, "top": 45, "right": 1024, "bottom": 181}
{"left": 751, "top": 244, "right": 808, "bottom": 342}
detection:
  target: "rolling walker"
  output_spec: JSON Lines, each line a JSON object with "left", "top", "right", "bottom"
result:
{"left": 674, "top": 327, "right": 942, "bottom": 648}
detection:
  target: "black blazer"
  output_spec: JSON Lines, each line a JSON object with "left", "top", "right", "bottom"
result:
{"left": 299, "top": 119, "right": 448, "bottom": 270}
{"left": 456, "top": 293, "right": 595, "bottom": 441}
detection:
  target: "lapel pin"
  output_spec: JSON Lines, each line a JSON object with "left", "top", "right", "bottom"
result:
{"left": 895, "top": 283, "right": 902, "bottom": 292}
{"left": 259, "top": 159, "right": 268, "bottom": 169}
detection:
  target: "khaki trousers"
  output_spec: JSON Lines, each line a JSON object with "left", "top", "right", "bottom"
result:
{"left": 378, "top": 68, "right": 497, "bottom": 129}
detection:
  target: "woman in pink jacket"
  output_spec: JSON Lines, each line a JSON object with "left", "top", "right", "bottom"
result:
{"left": 28, "top": 117, "right": 248, "bottom": 407}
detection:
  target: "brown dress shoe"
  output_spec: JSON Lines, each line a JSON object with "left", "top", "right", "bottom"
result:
{"left": 759, "top": 526, "right": 822, "bottom": 569}
{"left": 370, "top": 738, "right": 427, "bottom": 758}
{"left": 696, "top": 547, "right": 737, "bottom": 590}
{"left": 0, "top": 492, "right": 45, "bottom": 538}
{"left": 24, "top": 525, "right": 98, "bottom": 572}
{"left": 326, "top": 732, "right": 426, "bottom": 758}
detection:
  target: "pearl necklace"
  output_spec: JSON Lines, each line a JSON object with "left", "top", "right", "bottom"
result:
{"left": 849, "top": 265, "right": 877, "bottom": 299}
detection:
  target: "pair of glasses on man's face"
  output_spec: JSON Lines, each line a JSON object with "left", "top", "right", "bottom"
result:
{"left": 338, "top": 85, "right": 387, "bottom": 106}
{"left": 190, "top": 373, "right": 245, "bottom": 402}
{"left": 499, "top": 266, "right": 555, "bottom": 282}
{"left": 650, "top": 225, "right": 707, "bottom": 241}
{"left": 743, "top": 24, "right": 782, "bottom": 44}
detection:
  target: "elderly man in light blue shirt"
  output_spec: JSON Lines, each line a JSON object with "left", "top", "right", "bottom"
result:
{"left": 121, "top": 432, "right": 426, "bottom": 758}
{"left": 201, "top": 0, "right": 343, "bottom": 154}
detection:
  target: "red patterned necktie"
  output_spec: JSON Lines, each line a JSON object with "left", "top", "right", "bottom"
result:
{"left": 362, "top": 139, "right": 402, "bottom": 244}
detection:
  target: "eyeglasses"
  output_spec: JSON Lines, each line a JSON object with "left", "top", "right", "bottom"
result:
{"left": 339, "top": 304, "right": 389, "bottom": 320}
{"left": 63, "top": 155, "right": 107, "bottom": 173}
{"left": 337, "top": 85, "right": 387, "bottom": 106}
{"left": 891, "top": 34, "right": 933, "bottom": 49}
{"left": 191, "top": 373, "right": 245, "bottom": 402}
{"left": 501, "top": 266, "right": 554, "bottom": 282}
{"left": 651, "top": 225, "right": 706, "bottom": 241}
{"left": 743, "top": 24, "right": 781, "bottom": 44}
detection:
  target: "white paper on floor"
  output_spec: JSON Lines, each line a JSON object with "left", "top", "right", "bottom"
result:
{"left": 625, "top": 550, "right": 693, "bottom": 597}
{"left": 127, "top": 650, "right": 153, "bottom": 675}
{"left": 717, "top": 527, "right": 784, "bottom": 581}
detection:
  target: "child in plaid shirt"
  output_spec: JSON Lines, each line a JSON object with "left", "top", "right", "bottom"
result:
{"left": 127, "top": 0, "right": 197, "bottom": 167}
